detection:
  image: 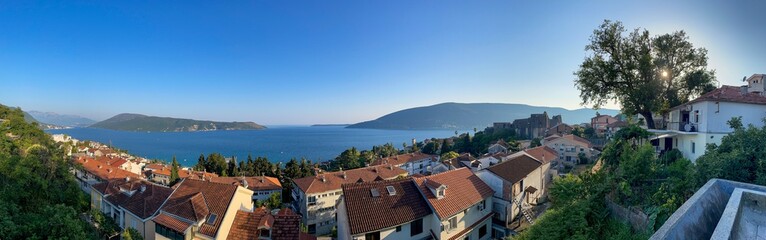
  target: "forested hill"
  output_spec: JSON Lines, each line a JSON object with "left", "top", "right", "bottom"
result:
{"left": 0, "top": 105, "right": 94, "bottom": 238}
{"left": 348, "top": 102, "right": 620, "bottom": 130}
{"left": 89, "top": 113, "right": 266, "bottom": 132}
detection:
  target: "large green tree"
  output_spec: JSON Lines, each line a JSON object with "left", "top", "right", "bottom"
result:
{"left": 170, "top": 156, "right": 180, "bottom": 184}
{"left": 575, "top": 20, "right": 715, "bottom": 129}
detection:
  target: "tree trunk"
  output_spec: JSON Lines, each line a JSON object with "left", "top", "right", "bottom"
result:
{"left": 641, "top": 112, "right": 656, "bottom": 129}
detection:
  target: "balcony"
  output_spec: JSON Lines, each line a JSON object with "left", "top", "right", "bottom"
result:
{"left": 666, "top": 121, "right": 698, "bottom": 133}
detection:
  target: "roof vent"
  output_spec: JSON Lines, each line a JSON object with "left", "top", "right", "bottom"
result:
{"left": 126, "top": 176, "right": 131, "bottom": 181}
{"left": 386, "top": 186, "right": 396, "bottom": 196}
{"left": 140, "top": 185, "right": 146, "bottom": 192}
{"left": 320, "top": 175, "right": 326, "bottom": 182}
{"left": 370, "top": 188, "right": 380, "bottom": 197}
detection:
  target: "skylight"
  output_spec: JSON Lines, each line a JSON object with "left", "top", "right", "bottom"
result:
{"left": 207, "top": 213, "right": 217, "bottom": 225}
{"left": 371, "top": 188, "right": 380, "bottom": 197}
{"left": 386, "top": 186, "right": 396, "bottom": 196}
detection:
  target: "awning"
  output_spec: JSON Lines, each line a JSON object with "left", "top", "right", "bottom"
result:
{"left": 524, "top": 186, "right": 538, "bottom": 194}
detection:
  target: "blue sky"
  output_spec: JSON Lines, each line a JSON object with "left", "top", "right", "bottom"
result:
{"left": 1, "top": 1, "right": 764, "bottom": 125}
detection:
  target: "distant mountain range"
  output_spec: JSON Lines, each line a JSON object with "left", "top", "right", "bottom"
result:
{"left": 28, "top": 111, "right": 96, "bottom": 128}
{"left": 89, "top": 113, "right": 266, "bottom": 132}
{"left": 347, "top": 102, "right": 620, "bottom": 130}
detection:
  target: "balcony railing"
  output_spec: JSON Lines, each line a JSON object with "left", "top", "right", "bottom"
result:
{"left": 666, "top": 121, "right": 698, "bottom": 132}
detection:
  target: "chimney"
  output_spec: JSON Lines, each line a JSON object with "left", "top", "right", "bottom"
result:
{"left": 242, "top": 178, "right": 249, "bottom": 188}
{"left": 388, "top": 165, "right": 393, "bottom": 170}
{"left": 340, "top": 167, "right": 346, "bottom": 179}
{"left": 320, "top": 174, "right": 326, "bottom": 182}
{"left": 126, "top": 176, "right": 131, "bottom": 181}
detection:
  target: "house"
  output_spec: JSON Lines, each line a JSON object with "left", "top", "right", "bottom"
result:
{"left": 487, "top": 139, "right": 510, "bottom": 154}
{"left": 494, "top": 112, "right": 563, "bottom": 140}
{"left": 151, "top": 179, "right": 255, "bottom": 240}
{"left": 507, "top": 146, "right": 558, "bottom": 182}
{"left": 371, "top": 152, "right": 439, "bottom": 175}
{"left": 433, "top": 153, "right": 475, "bottom": 174}
{"left": 291, "top": 165, "right": 408, "bottom": 236}
{"left": 337, "top": 178, "right": 434, "bottom": 240}
{"left": 227, "top": 207, "right": 316, "bottom": 240}
{"left": 542, "top": 134, "right": 593, "bottom": 166}
{"left": 605, "top": 120, "right": 628, "bottom": 139}
{"left": 72, "top": 156, "right": 140, "bottom": 194}
{"left": 91, "top": 178, "right": 173, "bottom": 240}
{"left": 462, "top": 154, "right": 502, "bottom": 172}
{"left": 591, "top": 114, "right": 619, "bottom": 135}
{"left": 475, "top": 154, "right": 547, "bottom": 238}
{"left": 545, "top": 123, "right": 573, "bottom": 137}
{"left": 413, "top": 168, "right": 494, "bottom": 240}
{"left": 145, "top": 164, "right": 218, "bottom": 185}
{"left": 210, "top": 176, "right": 283, "bottom": 203}
{"left": 650, "top": 84, "right": 766, "bottom": 161}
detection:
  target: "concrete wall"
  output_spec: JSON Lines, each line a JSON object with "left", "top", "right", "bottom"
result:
{"left": 605, "top": 197, "right": 648, "bottom": 232}
{"left": 704, "top": 102, "right": 766, "bottom": 133}
{"left": 437, "top": 196, "right": 493, "bottom": 240}
{"left": 651, "top": 179, "right": 766, "bottom": 240}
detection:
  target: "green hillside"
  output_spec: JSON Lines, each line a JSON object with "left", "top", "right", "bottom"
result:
{"left": 348, "top": 102, "right": 620, "bottom": 130}
{"left": 89, "top": 113, "right": 266, "bottom": 132}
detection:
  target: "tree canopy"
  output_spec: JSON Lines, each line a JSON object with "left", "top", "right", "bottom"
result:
{"left": 575, "top": 20, "right": 715, "bottom": 129}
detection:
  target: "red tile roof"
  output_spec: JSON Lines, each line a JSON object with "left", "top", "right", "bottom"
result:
{"left": 486, "top": 155, "right": 541, "bottom": 184}
{"left": 153, "top": 212, "right": 193, "bottom": 233}
{"left": 210, "top": 176, "right": 282, "bottom": 191}
{"left": 545, "top": 134, "right": 592, "bottom": 148}
{"left": 227, "top": 208, "right": 271, "bottom": 240}
{"left": 442, "top": 153, "right": 474, "bottom": 169}
{"left": 293, "top": 165, "right": 407, "bottom": 194}
{"left": 523, "top": 146, "right": 558, "bottom": 164}
{"left": 413, "top": 168, "right": 494, "bottom": 220}
{"left": 673, "top": 85, "right": 766, "bottom": 109}
{"left": 154, "top": 179, "right": 238, "bottom": 238}
{"left": 371, "top": 152, "right": 437, "bottom": 166}
{"left": 91, "top": 178, "right": 173, "bottom": 219}
{"left": 74, "top": 156, "right": 139, "bottom": 180}
{"left": 342, "top": 178, "right": 433, "bottom": 235}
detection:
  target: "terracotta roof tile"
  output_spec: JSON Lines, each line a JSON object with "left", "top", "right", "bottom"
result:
{"left": 293, "top": 165, "right": 407, "bottom": 194}
{"left": 210, "top": 176, "right": 282, "bottom": 191}
{"left": 673, "top": 85, "right": 766, "bottom": 109}
{"left": 523, "top": 146, "right": 558, "bottom": 164}
{"left": 154, "top": 179, "right": 238, "bottom": 238}
{"left": 153, "top": 212, "right": 193, "bottom": 233}
{"left": 486, "top": 155, "right": 541, "bottom": 184}
{"left": 74, "top": 156, "right": 139, "bottom": 181}
{"left": 371, "top": 152, "right": 437, "bottom": 166}
{"left": 342, "top": 178, "right": 433, "bottom": 235}
{"left": 91, "top": 178, "right": 173, "bottom": 219}
{"left": 413, "top": 168, "right": 493, "bottom": 220}
{"left": 227, "top": 208, "right": 270, "bottom": 240}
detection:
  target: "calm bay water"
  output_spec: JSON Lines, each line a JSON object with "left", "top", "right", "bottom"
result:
{"left": 47, "top": 126, "right": 459, "bottom": 167}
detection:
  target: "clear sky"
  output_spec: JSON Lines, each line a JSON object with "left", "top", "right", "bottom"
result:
{"left": 1, "top": 1, "right": 764, "bottom": 125}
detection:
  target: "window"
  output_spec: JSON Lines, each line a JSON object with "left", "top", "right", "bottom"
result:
{"left": 131, "top": 219, "right": 137, "bottom": 229}
{"left": 156, "top": 224, "right": 184, "bottom": 240}
{"left": 396, "top": 225, "right": 402, "bottom": 232}
{"left": 207, "top": 214, "right": 217, "bottom": 225}
{"left": 448, "top": 216, "right": 458, "bottom": 231}
{"left": 438, "top": 189, "right": 445, "bottom": 198}
{"left": 479, "top": 224, "right": 488, "bottom": 238}
{"left": 691, "top": 141, "right": 696, "bottom": 154}
{"left": 308, "top": 196, "right": 317, "bottom": 206}
{"left": 410, "top": 218, "right": 423, "bottom": 236}
{"left": 308, "top": 224, "right": 316, "bottom": 234}
{"left": 478, "top": 200, "right": 486, "bottom": 211}
{"left": 365, "top": 231, "right": 381, "bottom": 240}
{"left": 260, "top": 229, "right": 271, "bottom": 238}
